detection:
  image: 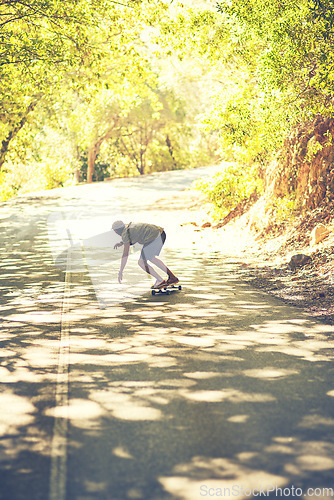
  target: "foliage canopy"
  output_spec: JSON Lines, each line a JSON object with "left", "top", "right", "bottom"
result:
{"left": 1, "top": 0, "right": 334, "bottom": 214}
{"left": 0, "top": 0, "right": 217, "bottom": 199}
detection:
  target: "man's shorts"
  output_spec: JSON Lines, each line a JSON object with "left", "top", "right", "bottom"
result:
{"left": 140, "top": 231, "right": 166, "bottom": 261}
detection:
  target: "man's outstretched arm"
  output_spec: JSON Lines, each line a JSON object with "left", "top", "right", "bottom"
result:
{"left": 118, "top": 243, "right": 130, "bottom": 283}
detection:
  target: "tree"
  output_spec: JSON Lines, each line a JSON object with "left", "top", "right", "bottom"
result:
{"left": 114, "top": 90, "right": 186, "bottom": 175}
{"left": 0, "top": 0, "right": 152, "bottom": 171}
{"left": 216, "top": 0, "right": 334, "bottom": 116}
{"left": 154, "top": 0, "right": 334, "bottom": 167}
{"left": 0, "top": 0, "right": 219, "bottom": 199}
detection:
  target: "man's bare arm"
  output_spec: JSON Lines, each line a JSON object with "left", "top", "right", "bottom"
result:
{"left": 118, "top": 243, "right": 130, "bottom": 282}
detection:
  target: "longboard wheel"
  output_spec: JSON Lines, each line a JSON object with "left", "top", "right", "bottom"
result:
{"left": 151, "top": 290, "right": 156, "bottom": 296}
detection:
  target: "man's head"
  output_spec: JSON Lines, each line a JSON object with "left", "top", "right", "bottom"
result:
{"left": 112, "top": 220, "right": 126, "bottom": 236}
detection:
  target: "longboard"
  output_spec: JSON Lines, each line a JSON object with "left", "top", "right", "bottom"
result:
{"left": 151, "top": 284, "right": 182, "bottom": 296}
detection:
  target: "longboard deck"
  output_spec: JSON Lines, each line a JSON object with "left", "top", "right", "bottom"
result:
{"left": 151, "top": 284, "right": 182, "bottom": 296}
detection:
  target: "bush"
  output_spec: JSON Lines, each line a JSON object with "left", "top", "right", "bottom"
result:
{"left": 0, "top": 157, "right": 76, "bottom": 201}
{"left": 193, "top": 162, "right": 263, "bottom": 218}
{"left": 0, "top": 173, "right": 18, "bottom": 201}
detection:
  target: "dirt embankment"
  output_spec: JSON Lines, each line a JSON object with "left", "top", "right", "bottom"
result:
{"left": 267, "top": 115, "right": 334, "bottom": 213}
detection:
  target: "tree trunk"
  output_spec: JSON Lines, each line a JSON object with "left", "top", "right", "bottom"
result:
{"left": 86, "top": 118, "right": 119, "bottom": 183}
{"left": 87, "top": 143, "right": 99, "bottom": 183}
{"left": 136, "top": 127, "right": 153, "bottom": 175}
{"left": 166, "top": 134, "right": 177, "bottom": 169}
{"left": 0, "top": 99, "right": 39, "bottom": 171}
{"left": 139, "top": 147, "right": 145, "bottom": 175}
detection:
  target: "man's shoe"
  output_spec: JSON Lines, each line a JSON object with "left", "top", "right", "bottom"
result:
{"left": 166, "top": 277, "right": 179, "bottom": 285}
{"left": 151, "top": 280, "right": 168, "bottom": 289}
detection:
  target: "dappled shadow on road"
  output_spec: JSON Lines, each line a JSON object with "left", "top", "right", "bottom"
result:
{"left": 0, "top": 197, "right": 69, "bottom": 499}
{"left": 1, "top": 189, "right": 334, "bottom": 500}
{"left": 41, "top": 254, "right": 334, "bottom": 500}
{"left": 1, "top": 245, "right": 334, "bottom": 499}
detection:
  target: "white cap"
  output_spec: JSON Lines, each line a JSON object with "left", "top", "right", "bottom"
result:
{"left": 112, "top": 220, "right": 125, "bottom": 231}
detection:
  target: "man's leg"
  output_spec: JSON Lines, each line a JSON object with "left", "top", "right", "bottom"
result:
{"left": 138, "top": 257, "right": 165, "bottom": 285}
{"left": 150, "top": 256, "right": 178, "bottom": 283}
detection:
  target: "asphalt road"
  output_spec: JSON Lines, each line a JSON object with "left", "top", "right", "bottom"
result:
{"left": 0, "top": 167, "right": 334, "bottom": 500}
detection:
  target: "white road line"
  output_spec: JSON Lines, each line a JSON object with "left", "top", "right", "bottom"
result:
{"left": 49, "top": 260, "right": 71, "bottom": 500}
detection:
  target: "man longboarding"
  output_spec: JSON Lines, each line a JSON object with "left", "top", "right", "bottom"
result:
{"left": 112, "top": 221, "right": 179, "bottom": 289}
